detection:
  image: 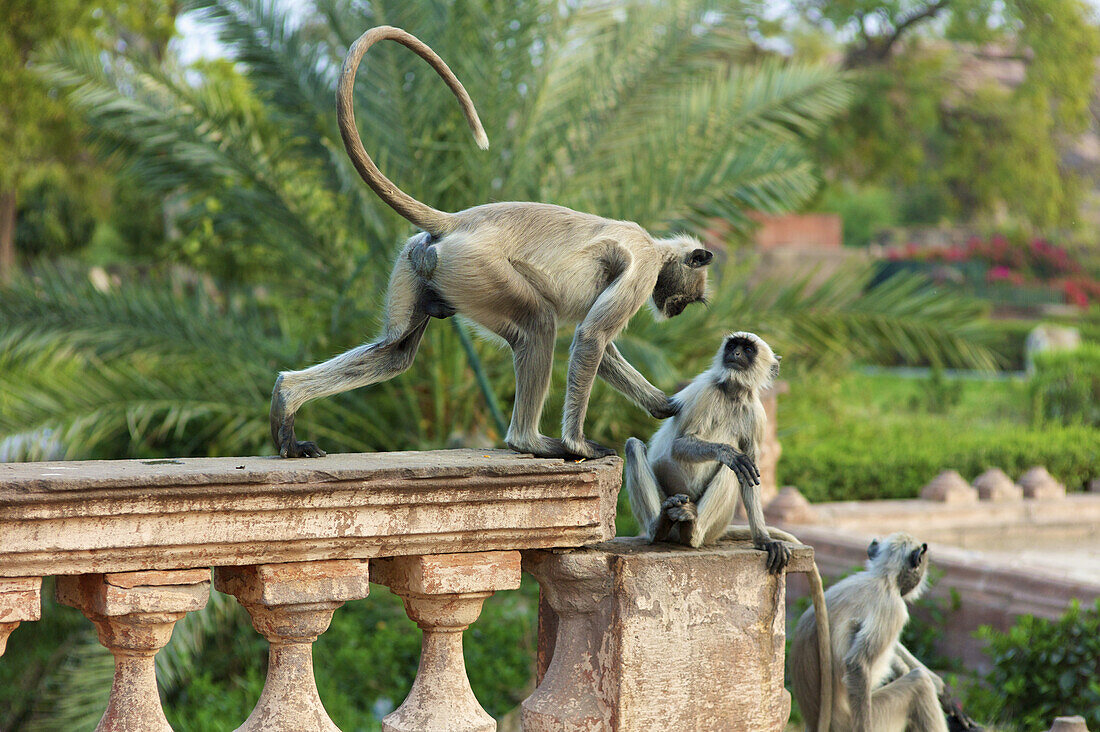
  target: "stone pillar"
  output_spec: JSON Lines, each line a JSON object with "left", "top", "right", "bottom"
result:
{"left": 521, "top": 551, "right": 613, "bottom": 731}
{"left": 0, "top": 577, "right": 42, "bottom": 656}
{"left": 523, "top": 537, "right": 814, "bottom": 732}
{"left": 371, "top": 551, "right": 522, "bottom": 732}
{"left": 213, "top": 559, "right": 371, "bottom": 732}
{"left": 56, "top": 569, "right": 210, "bottom": 732}
{"left": 756, "top": 381, "right": 788, "bottom": 507}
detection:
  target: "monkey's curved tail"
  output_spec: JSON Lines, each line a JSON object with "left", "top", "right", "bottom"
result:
{"left": 750, "top": 527, "right": 833, "bottom": 732}
{"left": 337, "top": 26, "right": 489, "bottom": 236}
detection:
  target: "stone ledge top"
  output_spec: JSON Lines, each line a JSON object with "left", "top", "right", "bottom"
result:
{"left": 534, "top": 535, "right": 816, "bottom": 575}
{"left": 0, "top": 450, "right": 622, "bottom": 577}
{"left": 1, "top": 449, "right": 621, "bottom": 500}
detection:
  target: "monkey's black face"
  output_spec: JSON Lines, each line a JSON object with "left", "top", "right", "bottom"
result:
{"left": 723, "top": 337, "right": 758, "bottom": 371}
{"left": 653, "top": 256, "right": 709, "bottom": 319}
{"left": 897, "top": 542, "right": 929, "bottom": 597}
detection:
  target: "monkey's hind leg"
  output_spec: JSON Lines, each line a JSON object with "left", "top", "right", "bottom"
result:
{"left": 271, "top": 259, "right": 432, "bottom": 458}
{"left": 625, "top": 437, "right": 688, "bottom": 541}
{"left": 871, "top": 668, "right": 949, "bottom": 732}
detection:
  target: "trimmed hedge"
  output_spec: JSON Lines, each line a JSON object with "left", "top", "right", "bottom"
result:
{"left": 1031, "top": 343, "right": 1100, "bottom": 427}
{"left": 780, "top": 421, "right": 1100, "bottom": 502}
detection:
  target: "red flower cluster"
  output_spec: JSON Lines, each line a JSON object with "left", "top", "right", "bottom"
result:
{"left": 884, "top": 234, "right": 1098, "bottom": 305}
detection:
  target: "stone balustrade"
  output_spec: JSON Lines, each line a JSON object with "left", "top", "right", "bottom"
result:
{"left": 0, "top": 450, "right": 620, "bottom": 731}
{"left": 2, "top": 449, "right": 816, "bottom": 730}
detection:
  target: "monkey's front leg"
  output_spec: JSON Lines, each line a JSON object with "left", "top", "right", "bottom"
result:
{"left": 560, "top": 327, "right": 617, "bottom": 459}
{"left": 597, "top": 343, "right": 679, "bottom": 419}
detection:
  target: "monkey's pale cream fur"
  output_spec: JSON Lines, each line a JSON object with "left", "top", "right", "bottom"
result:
{"left": 269, "top": 26, "right": 712, "bottom": 459}
{"left": 791, "top": 533, "right": 948, "bottom": 732}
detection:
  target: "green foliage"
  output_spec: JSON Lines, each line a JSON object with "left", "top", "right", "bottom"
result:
{"left": 1030, "top": 343, "right": 1100, "bottom": 427}
{"left": 816, "top": 182, "right": 899, "bottom": 247}
{"left": 906, "top": 367, "right": 964, "bottom": 413}
{"left": 779, "top": 372, "right": 1100, "bottom": 500}
{"left": 966, "top": 599, "right": 1100, "bottom": 730}
{"left": 782, "top": 0, "right": 1100, "bottom": 231}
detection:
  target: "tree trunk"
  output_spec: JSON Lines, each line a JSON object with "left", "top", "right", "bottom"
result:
{"left": 0, "top": 188, "right": 15, "bottom": 284}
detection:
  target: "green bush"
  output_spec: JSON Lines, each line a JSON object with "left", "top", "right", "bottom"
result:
{"left": 966, "top": 599, "right": 1100, "bottom": 730}
{"left": 780, "top": 422, "right": 1100, "bottom": 501}
{"left": 1031, "top": 343, "right": 1100, "bottom": 427}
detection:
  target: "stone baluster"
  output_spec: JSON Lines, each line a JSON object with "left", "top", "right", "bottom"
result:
{"left": 521, "top": 550, "right": 613, "bottom": 731}
{"left": 213, "top": 559, "right": 370, "bottom": 732}
{"left": 371, "top": 551, "right": 522, "bottom": 732}
{"left": 0, "top": 577, "right": 42, "bottom": 656}
{"left": 56, "top": 569, "right": 210, "bottom": 732}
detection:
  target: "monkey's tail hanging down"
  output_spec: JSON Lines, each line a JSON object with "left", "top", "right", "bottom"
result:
{"left": 724, "top": 526, "right": 833, "bottom": 732}
{"left": 337, "top": 26, "right": 489, "bottom": 237}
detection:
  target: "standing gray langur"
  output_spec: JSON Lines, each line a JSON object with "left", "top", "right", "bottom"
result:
{"left": 269, "top": 25, "right": 712, "bottom": 460}
{"left": 624, "top": 332, "right": 791, "bottom": 570}
{"left": 790, "top": 532, "right": 949, "bottom": 732}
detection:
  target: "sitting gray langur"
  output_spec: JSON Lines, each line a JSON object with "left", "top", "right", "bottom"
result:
{"left": 790, "top": 533, "right": 949, "bottom": 732}
{"left": 624, "top": 332, "right": 793, "bottom": 572}
{"left": 270, "top": 25, "right": 711, "bottom": 460}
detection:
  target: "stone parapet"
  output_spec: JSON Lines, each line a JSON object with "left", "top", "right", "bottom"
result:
{"left": 0, "top": 450, "right": 623, "bottom": 732}
{"left": 523, "top": 537, "right": 814, "bottom": 732}
{"left": 0, "top": 450, "right": 620, "bottom": 576}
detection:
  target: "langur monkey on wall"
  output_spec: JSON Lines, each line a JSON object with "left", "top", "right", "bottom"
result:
{"left": 625, "top": 331, "right": 834, "bottom": 731}
{"left": 269, "top": 25, "right": 713, "bottom": 460}
{"left": 791, "top": 533, "right": 950, "bottom": 732}
{"left": 625, "top": 332, "right": 790, "bottom": 565}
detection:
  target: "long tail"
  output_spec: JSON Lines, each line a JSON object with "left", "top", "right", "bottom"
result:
{"left": 726, "top": 525, "right": 833, "bottom": 732}
{"left": 337, "top": 26, "right": 489, "bottom": 236}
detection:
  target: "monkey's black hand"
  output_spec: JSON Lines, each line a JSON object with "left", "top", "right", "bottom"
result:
{"left": 716, "top": 446, "right": 760, "bottom": 488}
{"left": 649, "top": 397, "right": 681, "bottom": 420}
{"left": 661, "top": 493, "right": 697, "bottom": 523}
{"left": 757, "top": 539, "right": 792, "bottom": 574}
{"left": 941, "top": 692, "right": 984, "bottom": 732}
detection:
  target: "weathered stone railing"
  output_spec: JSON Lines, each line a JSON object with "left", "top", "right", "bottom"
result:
{"left": 0, "top": 450, "right": 620, "bottom": 731}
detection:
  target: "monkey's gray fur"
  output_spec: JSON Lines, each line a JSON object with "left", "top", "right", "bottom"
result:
{"left": 624, "top": 332, "right": 792, "bottom": 570}
{"left": 269, "top": 25, "right": 711, "bottom": 460}
{"left": 791, "top": 532, "right": 949, "bottom": 732}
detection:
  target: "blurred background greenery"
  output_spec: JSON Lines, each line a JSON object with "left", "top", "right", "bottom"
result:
{"left": 1, "top": 0, "right": 1099, "bottom": 729}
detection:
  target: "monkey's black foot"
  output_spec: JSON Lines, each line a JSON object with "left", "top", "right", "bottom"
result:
{"left": 508, "top": 435, "right": 616, "bottom": 461}
{"left": 270, "top": 378, "right": 326, "bottom": 459}
{"left": 662, "top": 493, "right": 697, "bottom": 523}
{"left": 560, "top": 437, "right": 617, "bottom": 460}
{"left": 281, "top": 439, "right": 327, "bottom": 458}
{"left": 757, "top": 539, "right": 792, "bottom": 574}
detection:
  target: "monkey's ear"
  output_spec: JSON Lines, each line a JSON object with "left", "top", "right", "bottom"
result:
{"left": 867, "top": 539, "right": 880, "bottom": 559}
{"left": 908, "top": 543, "right": 928, "bottom": 568}
{"left": 685, "top": 249, "right": 713, "bottom": 268}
